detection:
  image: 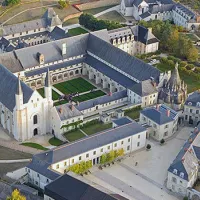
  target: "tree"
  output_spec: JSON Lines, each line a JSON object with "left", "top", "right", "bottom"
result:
{"left": 116, "top": 148, "right": 124, "bottom": 157}
{"left": 100, "top": 154, "right": 107, "bottom": 164}
{"left": 7, "top": 189, "right": 26, "bottom": 200}
{"left": 186, "top": 47, "right": 199, "bottom": 62}
{"left": 5, "top": 0, "right": 20, "bottom": 5}
{"left": 58, "top": 0, "right": 68, "bottom": 9}
{"left": 146, "top": 144, "right": 151, "bottom": 150}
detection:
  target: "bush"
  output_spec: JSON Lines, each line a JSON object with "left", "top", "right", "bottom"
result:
{"left": 167, "top": 59, "right": 175, "bottom": 67}
{"left": 179, "top": 61, "right": 187, "bottom": 68}
{"left": 186, "top": 64, "right": 194, "bottom": 70}
{"left": 160, "top": 139, "right": 165, "bottom": 145}
{"left": 58, "top": 0, "right": 68, "bottom": 9}
{"left": 183, "top": 197, "right": 188, "bottom": 200}
{"left": 5, "top": 0, "right": 20, "bottom": 5}
{"left": 146, "top": 144, "right": 151, "bottom": 150}
{"left": 160, "top": 57, "right": 168, "bottom": 63}
{"left": 69, "top": 160, "right": 92, "bottom": 174}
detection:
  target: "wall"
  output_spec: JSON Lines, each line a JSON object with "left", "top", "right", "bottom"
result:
{"left": 184, "top": 105, "right": 200, "bottom": 126}
{"left": 76, "top": 0, "right": 120, "bottom": 11}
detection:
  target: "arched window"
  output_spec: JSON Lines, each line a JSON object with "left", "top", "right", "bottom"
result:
{"left": 75, "top": 70, "right": 79, "bottom": 75}
{"left": 33, "top": 115, "right": 38, "bottom": 124}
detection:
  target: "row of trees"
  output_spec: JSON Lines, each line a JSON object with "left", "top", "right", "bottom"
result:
{"left": 139, "top": 20, "right": 199, "bottom": 62}
{"left": 100, "top": 149, "right": 124, "bottom": 164}
{"left": 68, "top": 160, "right": 92, "bottom": 174}
{"left": 79, "top": 13, "right": 123, "bottom": 31}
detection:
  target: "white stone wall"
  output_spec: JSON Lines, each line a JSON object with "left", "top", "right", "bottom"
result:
{"left": 184, "top": 105, "right": 200, "bottom": 126}
{"left": 50, "top": 130, "right": 146, "bottom": 174}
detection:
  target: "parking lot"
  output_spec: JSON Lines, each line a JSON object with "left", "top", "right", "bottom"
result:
{"left": 85, "top": 126, "right": 193, "bottom": 200}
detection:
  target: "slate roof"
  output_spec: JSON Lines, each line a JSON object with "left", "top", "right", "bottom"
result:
{"left": 49, "top": 26, "right": 68, "bottom": 40}
{"left": 123, "top": 0, "right": 134, "bottom": 7}
{"left": 185, "top": 91, "right": 200, "bottom": 107}
{"left": 56, "top": 104, "right": 83, "bottom": 121}
{"left": 129, "top": 79, "right": 157, "bottom": 96}
{"left": 175, "top": 3, "right": 195, "bottom": 18}
{"left": 44, "top": 174, "right": 117, "bottom": 200}
{"left": 113, "top": 117, "right": 132, "bottom": 126}
{"left": 0, "top": 64, "right": 33, "bottom": 111}
{"left": 193, "top": 146, "right": 200, "bottom": 160}
{"left": 30, "top": 121, "right": 146, "bottom": 165}
{"left": 75, "top": 90, "right": 128, "bottom": 111}
{"left": 139, "top": 12, "right": 151, "bottom": 19}
{"left": 149, "top": 4, "right": 174, "bottom": 14}
{"left": 140, "top": 104, "right": 178, "bottom": 125}
{"left": 85, "top": 56, "right": 136, "bottom": 88}
{"left": 87, "top": 34, "right": 160, "bottom": 82}
{"left": 168, "top": 125, "right": 200, "bottom": 181}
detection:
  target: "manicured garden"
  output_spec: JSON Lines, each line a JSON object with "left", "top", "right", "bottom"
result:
{"left": 21, "top": 142, "right": 48, "bottom": 151}
{"left": 49, "top": 137, "right": 63, "bottom": 146}
{"left": 53, "top": 77, "right": 96, "bottom": 94}
{"left": 64, "top": 129, "right": 85, "bottom": 142}
{"left": 68, "top": 27, "right": 88, "bottom": 36}
{"left": 81, "top": 120, "right": 112, "bottom": 135}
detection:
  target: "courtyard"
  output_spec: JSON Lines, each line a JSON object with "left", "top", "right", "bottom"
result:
{"left": 84, "top": 126, "right": 193, "bottom": 200}
{"left": 37, "top": 77, "right": 106, "bottom": 106}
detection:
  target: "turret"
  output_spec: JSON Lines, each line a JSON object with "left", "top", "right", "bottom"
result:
{"left": 44, "top": 69, "right": 52, "bottom": 101}
{"left": 15, "top": 77, "right": 23, "bottom": 110}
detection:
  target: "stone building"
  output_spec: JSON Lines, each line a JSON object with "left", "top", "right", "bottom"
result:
{"left": 158, "top": 63, "right": 187, "bottom": 110}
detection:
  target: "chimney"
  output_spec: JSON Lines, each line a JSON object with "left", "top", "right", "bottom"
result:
{"left": 59, "top": 107, "right": 62, "bottom": 113}
{"left": 194, "top": 127, "right": 199, "bottom": 134}
{"left": 70, "top": 104, "right": 74, "bottom": 111}
{"left": 166, "top": 109, "right": 170, "bottom": 117}
{"left": 156, "top": 104, "right": 160, "bottom": 110}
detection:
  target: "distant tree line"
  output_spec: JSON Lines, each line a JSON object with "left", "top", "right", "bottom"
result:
{"left": 139, "top": 20, "right": 199, "bottom": 62}
{"left": 79, "top": 13, "right": 123, "bottom": 31}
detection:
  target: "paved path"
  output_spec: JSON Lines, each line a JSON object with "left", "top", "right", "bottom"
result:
{"left": 94, "top": 5, "right": 120, "bottom": 18}
{"left": 93, "top": 170, "right": 154, "bottom": 200}
{"left": 79, "top": 129, "right": 88, "bottom": 136}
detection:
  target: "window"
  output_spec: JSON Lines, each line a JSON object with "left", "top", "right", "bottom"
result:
{"left": 64, "top": 162, "right": 67, "bottom": 166}
{"left": 173, "top": 169, "right": 177, "bottom": 174}
{"left": 128, "top": 138, "right": 131, "bottom": 142}
{"left": 79, "top": 156, "right": 81, "bottom": 161}
{"left": 46, "top": 179, "right": 49, "bottom": 183}
{"left": 180, "top": 172, "right": 184, "bottom": 178}
{"left": 107, "top": 146, "right": 110, "bottom": 150}
{"left": 56, "top": 164, "right": 59, "bottom": 169}
{"left": 93, "top": 151, "right": 96, "bottom": 155}
{"left": 190, "top": 109, "right": 193, "bottom": 113}
{"left": 137, "top": 142, "right": 140, "bottom": 147}
{"left": 127, "top": 146, "right": 130, "bottom": 151}
{"left": 33, "top": 115, "right": 38, "bottom": 124}
{"left": 164, "top": 124, "right": 168, "bottom": 129}
{"left": 172, "top": 177, "right": 177, "bottom": 183}
{"left": 114, "top": 143, "right": 117, "bottom": 147}
{"left": 185, "top": 115, "right": 188, "bottom": 120}
{"left": 71, "top": 159, "right": 74, "bottom": 164}
{"left": 86, "top": 153, "right": 89, "bottom": 158}
{"left": 164, "top": 131, "right": 168, "bottom": 136}
{"left": 37, "top": 173, "right": 39, "bottom": 177}
{"left": 121, "top": 141, "right": 124, "bottom": 145}
{"left": 101, "top": 148, "right": 103, "bottom": 152}
{"left": 138, "top": 135, "right": 140, "bottom": 139}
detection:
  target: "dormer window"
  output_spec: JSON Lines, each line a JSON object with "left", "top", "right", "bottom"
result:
{"left": 173, "top": 169, "right": 177, "bottom": 174}
{"left": 180, "top": 172, "right": 184, "bottom": 178}
{"left": 188, "top": 102, "right": 192, "bottom": 106}
{"left": 197, "top": 102, "right": 200, "bottom": 107}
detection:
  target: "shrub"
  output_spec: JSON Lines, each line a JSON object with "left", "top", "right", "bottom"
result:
{"left": 186, "top": 64, "right": 194, "bottom": 70}
{"left": 146, "top": 144, "right": 151, "bottom": 150}
{"left": 167, "top": 59, "right": 174, "bottom": 67}
{"left": 58, "top": 0, "right": 68, "bottom": 9}
{"left": 5, "top": 0, "right": 20, "bottom": 5}
{"left": 68, "top": 160, "right": 92, "bottom": 174}
{"left": 179, "top": 61, "right": 187, "bottom": 68}
{"left": 160, "top": 57, "right": 168, "bottom": 63}
{"left": 160, "top": 139, "right": 165, "bottom": 144}
{"left": 183, "top": 197, "right": 188, "bottom": 200}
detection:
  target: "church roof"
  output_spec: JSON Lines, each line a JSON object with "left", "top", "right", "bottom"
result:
{"left": 0, "top": 64, "right": 33, "bottom": 111}
{"left": 167, "top": 63, "right": 181, "bottom": 90}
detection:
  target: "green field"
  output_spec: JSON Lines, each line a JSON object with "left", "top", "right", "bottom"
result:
{"left": 97, "top": 11, "right": 126, "bottom": 23}
{"left": 68, "top": 27, "right": 88, "bottom": 36}
{"left": 54, "top": 77, "right": 96, "bottom": 94}
{"left": 82, "top": 122, "right": 112, "bottom": 135}
{"left": 49, "top": 137, "right": 63, "bottom": 146}
{"left": 83, "top": 5, "right": 116, "bottom": 15}
{"left": 64, "top": 129, "right": 85, "bottom": 142}
{"left": 37, "top": 88, "right": 60, "bottom": 101}
{"left": 21, "top": 142, "right": 48, "bottom": 151}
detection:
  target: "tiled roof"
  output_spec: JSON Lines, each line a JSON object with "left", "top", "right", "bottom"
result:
{"left": 185, "top": 91, "right": 200, "bottom": 107}
{"left": 113, "top": 117, "right": 132, "bottom": 126}
{"left": 44, "top": 174, "right": 117, "bottom": 200}
{"left": 0, "top": 64, "right": 33, "bottom": 111}
{"left": 140, "top": 104, "right": 178, "bottom": 125}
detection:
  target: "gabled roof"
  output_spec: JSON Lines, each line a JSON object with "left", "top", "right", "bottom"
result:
{"left": 30, "top": 121, "right": 146, "bottom": 165}
{"left": 185, "top": 91, "right": 200, "bottom": 107}
{"left": 0, "top": 64, "right": 33, "bottom": 111}
{"left": 113, "top": 117, "right": 132, "bottom": 126}
{"left": 140, "top": 104, "right": 178, "bottom": 125}
{"left": 129, "top": 79, "right": 157, "bottom": 96}
{"left": 193, "top": 146, "right": 200, "bottom": 160}
{"left": 87, "top": 34, "right": 160, "bottom": 82}
{"left": 44, "top": 174, "right": 118, "bottom": 200}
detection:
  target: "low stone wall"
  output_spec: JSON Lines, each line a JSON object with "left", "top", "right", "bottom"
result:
{"left": 76, "top": 0, "right": 120, "bottom": 11}
{"left": 63, "top": 11, "right": 83, "bottom": 22}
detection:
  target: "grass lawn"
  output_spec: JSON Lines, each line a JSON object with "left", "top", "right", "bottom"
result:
{"left": 97, "top": 11, "right": 126, "bottom": 23}
{"left": 21, "top": 142, "right": 48, "bottom": 151}
{"left": 53, "top": 77, "right": 96, "bottom": 94}
{"left": 83, "top": 5, "right": 116, "bottom": 15}
{"left": 125, "top": 107, "right": 142, "bottom": 120}
{"left": 81, "top": 122, "right": 112, "bottom": 135}
{"left": 37, "top": 88, "right": 60, "bottom": 100}
{"left": 68, "top": 27, "right": 88, "bottom": 36}
{"left": 63, "top": 17, "right": 79, "bottom": 26}
{"left": 49, "top": 137, "right": 63, "bottom": 146}
{"left": 64, "top": 129, "right": 85, "bottom": 142}
{"left": 155, "top": 62, "right": 199, "bottom": 93}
